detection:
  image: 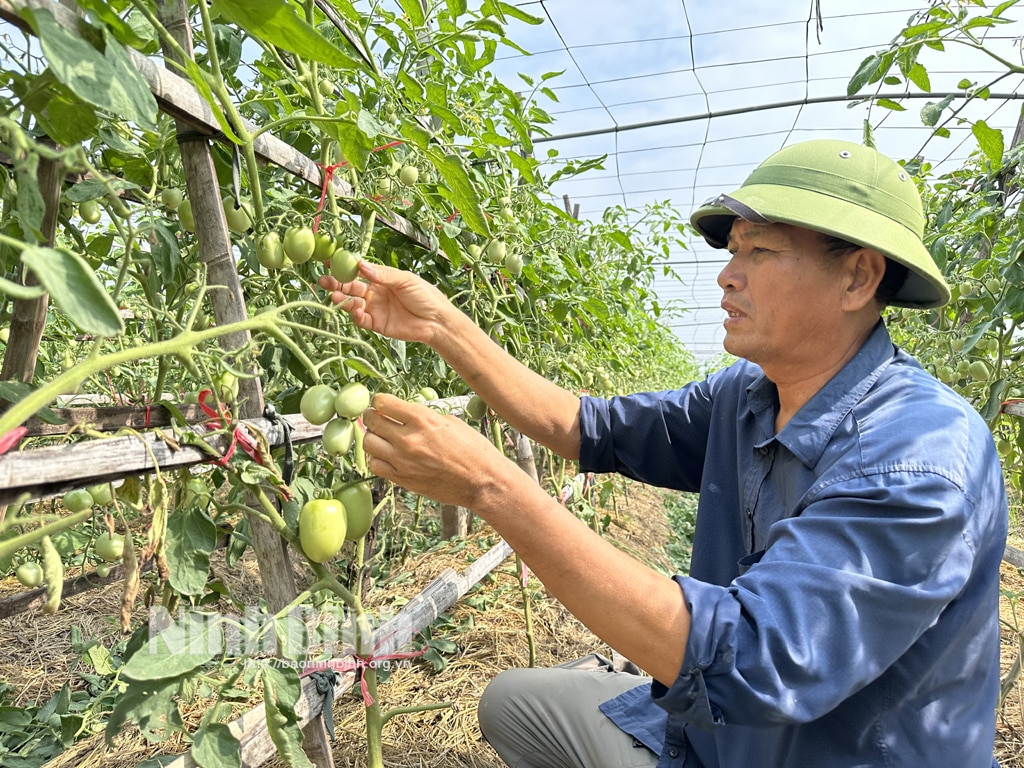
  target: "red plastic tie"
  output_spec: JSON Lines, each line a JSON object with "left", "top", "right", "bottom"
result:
{"left": 0, "top": 426, "right": 27, "bottom": 456}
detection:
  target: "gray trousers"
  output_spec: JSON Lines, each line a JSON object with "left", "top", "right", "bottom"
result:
{"left": 477, "top": 656, "right": 660, "bottom": 768}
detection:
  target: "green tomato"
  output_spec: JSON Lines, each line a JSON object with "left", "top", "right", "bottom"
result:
{"left": 399, "top": 164, "right": 420, "bottom": 186}
{"left": 968, "top": 360, "right": 990, "bottom": 381}
{"left": 185, "top": 477, "right": 211, "bottom": 507}
{"left": 284, "top": 226, "right": 316, "bottom": 264}
{"left": 222, "top": 196, "right": 252, "bottom": 233}
{"left": 335, "top": 382, "right": 371, "bottom": 419}
{"left": 178, "top": 199, "right": 195, "bottom": 232}
{"left": 485, "top": 239, "right": 506, "bottom": 265}
{"left": 330, "top": 250, "right": 360, "bottom": 283}
{"left": 467, "top": 244, "right": 483, "bottom": 261}
{"left": 318, "top": 78, "right": 334, "bottom": 98}
{"left": 419, "top": 386, "right": 439, "bottom": 401}
{"left": 504, "top": 251, "right": 523, "bottom": 277}
{"left": 16, "top": 562, "right": 44, "bottom": 588}
{"left": 313, "top": 232, "right": 337, "bottom": 262}
{"left": 300, "top": 384, "right": 338, "bottom": 425}
{"left": 87, "top": 482, "right": 114, "bottom": 506}
{"left": 376, "top": 176, "right": 394, "bottom": 198}
{"left": 160, "top": 188, "right": 184, "bottom": 211}
{"left": 63, "top": 488, "right": 94, "bottom": 513}
{"left": 997, "top": 438, "right": 1014, "bottom": 458}
{"left": 257, "top": 232, "right": 286, "bottom": 270}
{"left": 95, "top": 532, "right": 125, "bottom": 563}
{"left": 299, "top": 498, "right": 347, "bottom": 563}
{"left": 335, "top": 483, "right": 374, "bottom": 541}
{"left": 0, "top": 327, "right": 9, "bottom": 344}
{"left": 215, "top": 371, "right": 239, "bottom": 404}
{"left": 79, "top": 199, "right": 102, "bottom": 224}
{"left": 950, "top": 337, "right": 965, "bottom": 352}
{"left": 322, "top": 417, "right": 355, "bottom": 456}
{"left": 96, "top": 563, "right": 112, "bottom": 578}
{"left": 465, "top": 394, "right": 487, "bottom": 422}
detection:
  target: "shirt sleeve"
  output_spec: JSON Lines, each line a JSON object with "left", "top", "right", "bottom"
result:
{"left": 651, "top": 467, "right": 981, "bottom": 728}
{"left": 578, "top": 380, "right": 718, "bottom": 492}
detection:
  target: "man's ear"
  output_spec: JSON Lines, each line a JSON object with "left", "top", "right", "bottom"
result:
{"left": 844, "top": 248, "right": 887, "bottom": 311}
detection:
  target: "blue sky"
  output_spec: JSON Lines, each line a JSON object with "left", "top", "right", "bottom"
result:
{"left": 488, "top": 1, "right": 1024, "bottom": 360}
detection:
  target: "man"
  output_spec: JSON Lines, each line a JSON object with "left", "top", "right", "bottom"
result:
{"left": 319, "top": 140, "right": 1007, "bottom": 767}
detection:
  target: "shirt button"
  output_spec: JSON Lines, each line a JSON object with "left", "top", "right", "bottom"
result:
{"left": 668, "top": 747, "right": 680, "bottom": 758}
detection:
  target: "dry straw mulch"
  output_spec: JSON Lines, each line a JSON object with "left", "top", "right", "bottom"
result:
{"left": 3, "top": 485, "right": 1024, "bottom": 767}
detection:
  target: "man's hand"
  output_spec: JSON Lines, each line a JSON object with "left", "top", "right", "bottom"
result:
{"left": 361, "top": 393, "right": 514, "bottom": 509}
{"left": 318, "top": 261, "right": 451, "bottom": 346}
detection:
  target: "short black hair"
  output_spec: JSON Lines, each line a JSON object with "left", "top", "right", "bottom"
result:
{"left": 820, "top": 234, "right": 909, "bottom": 307}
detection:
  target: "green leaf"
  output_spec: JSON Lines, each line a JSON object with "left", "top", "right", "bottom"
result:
{"left": 343, "top": 355, "right": 387, "bottom": 379}
{"left": 0, "top": 275, "right": 46, "bottom": 300}
{"left": 165, "top": 507, "right": 217, "bottom": 596}
{"left": 20, "top": 247, "right": 124, "bottom": 338}
{"left": 105, "top": 677, "right": 183, "bottom": 745}
{"left": 25, "top": 8, "right": 157, "bottom": 130}
{"left": 120, "top": 617, "right": 218, "bottom": 681}
{"left": 192, "top": 723, "right": 241, "bottom": 768}
{"left": 211, "top": 0, "right": 362, "bottom": 70}
{"left": 973, "top": 119, "right": 1004, "bottom": 164}
{"left": 907, "top": 62, "right": 931, "bottom": 92}
{"left": 847, "top": 52, "right": 884, "bottom": 96}
{"left": 14, "top": 152, "right": 44, "bottom": 241}
{"left": 445, "top": 0, "right": 468, "bottom": 18}
{"left": 0, "top": 381, "right": 62, "bottom": 423}
{"left": 495, "top": 1, "right": 545, "bottom": 25}
{"left": 875, "top": 98, "right": 906, "bottom": 112}
{"left": 426, "top": 150, "right": 488, "bottom": 236}
{"left": 149, "top": 220, "right": 182, "bottom": 284}
{"left": 397, "top": 0, "right": 425, "bottom": 26}
{"left": 263, "top": 667, "right": 315, "bottom": 768}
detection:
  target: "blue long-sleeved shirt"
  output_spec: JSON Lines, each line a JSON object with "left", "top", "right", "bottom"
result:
{"left": 579, "top": 322, "right": 1007, "bottom": 768}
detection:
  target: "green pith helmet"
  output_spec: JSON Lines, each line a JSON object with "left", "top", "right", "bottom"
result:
{"left": 690, "top": 139, "right": 950, "bottom": 308}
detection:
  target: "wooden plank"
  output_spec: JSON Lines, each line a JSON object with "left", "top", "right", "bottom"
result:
{"left": 22, "top": 403, "right": 207, "bottom": 437}
{"left": 0, "top": 414, "right": 325, "bottom": 506}
{"left": 1005, "top": 544, "right": 1024, "bottom": 570}
{"left": 0, "top": 0, "right": 429, "bottom": 249}
{"left": 162, "top": 538, "right": 514, "bottom": 768}
{"left": 1003, "top": 401, "right": 1024, "bottom": 419}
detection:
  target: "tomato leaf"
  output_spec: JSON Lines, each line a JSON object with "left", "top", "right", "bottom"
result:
{"left": 120, "top": 617, "right": 218, "bottom": 681}
{"left": 211, "top": 0, "right": 362, "bottom": 71}
{"left": 0, "top": 275, "right": 46, "bottom": 301}
{"left": 263, "top": 667, "right": 315, "bottom": 768}
{"left": 165, "top": 508, "right": 217, "bottom": 596}
{"left": 105, "top": 677, "right": 183, "bottom": 746}
{"left": 973, "top": 119, "right": 1004, "bottom": 164}
{"left": 847, "top": 52, "right": 884, "bottom": 96}
{"left": 425, "top": 150, "right": 488, "bottom": 236}
{"left": 24, "top": 8, "right": 157, "bottom": 131}
{"left": 20, "top": 246, "right": 125, "bottom": 338}
{"left": 192, "top": 723, "right": 242, "bottom": 768}
{"left": 397, "top": 0, "right": 425, "bottom": 27}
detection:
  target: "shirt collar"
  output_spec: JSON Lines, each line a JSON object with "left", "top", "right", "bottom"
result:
{"left": 746, "top": 321, "right": 897, "bottom": 468}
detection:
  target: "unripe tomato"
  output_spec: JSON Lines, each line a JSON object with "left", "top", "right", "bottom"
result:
{"left": 968, "top": 360, "right": 990, "bottom": 381}
{"left": 0, "top": 328, "right": 9, "bottom": 344}
{"left": 215, "top": 371, "right": 239, "bottom": 403}
{"left": 95, "top": 532, "right": 125, "bottom": 562}
{"left": 998, "top": 438, "right": 1014, "bottom": 458}
{"left": 96, "top": 563, "right": 112, "bottom": 578}
{"left": 322, "top": 417, "right": 355, "bottom": 455}
{"left": 950, "top": 337, "right": 965, "bottom": 352}
{"left": 419, "top": 386, "right": 438, "bottom": 401}
{"left": 178, "top": 199, "right": 195, "bottom": 232}
{"left": 335, "top": 382, "right": 371, "bottom": 419}
{"left": 79, "top": 199, "right": 102, "bottom": 224}
{"left": 466, "top": 394, "right": 487, "bottom": 422}
{"left": 299, "top": 498, "right": 347, "bottom": 562}
{"left": 222, "top": 196, "right": 252, "bottom": 233}
{"left": 313, "top": 232, "right": 336, "bottom": 262}
{"left": 318, "top": 78, "right": 334, "bottom": 98}
{"left": 376, "top": 176, "right": 393, "bottom": 198}
{"left": 504, "top": 251, "right": 523, "bottom": 277}
{"left": 335, "top": 483, "right": 374, "bottom": 541}
{"left": 257, "top": 232, "right": 286, "bottom": 270}
{"left": 160, "top": 188, "right": 184, "bottom": 211}
{"left": 63, "top": 488, "right": 94, "bottom": 513}
{"left": 300, "top": 384, "right": 338, "bottom": 425}
{"left": 467, "top": 244, "right": 482, "bottom": 261}
{"left": 284, "top": 226, "right": 316, "bottom": 264}
{"left": 87, "top": 482, "right": 114, "bottom": 506}
{"left": 16, "top": 562, "right": 44, "bottom": 588}
{"left": 399, "top": 164, "right": 419, "bottom": 185}
{"left": 957, "top": 360, "right": 972, "bottom": 378}
{"left": 330, "top": 250, "right": 359, "bottom": 283}
{"left": 985, "top": 278, "right": 1002, "bottom": 295}
{"left": 185, "top": 477, "right": 211, "bottom": 507}
{"left": 485, "top": 239, "right": 506, "bottom": 265}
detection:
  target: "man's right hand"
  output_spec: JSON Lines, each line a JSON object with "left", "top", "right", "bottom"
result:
{"left": 318, "top": 261, "right": 451, "bottom": 346}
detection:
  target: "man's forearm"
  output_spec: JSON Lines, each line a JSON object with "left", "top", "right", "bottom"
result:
{"left": 430, "top": 305, "right": 584, "bottom": 459}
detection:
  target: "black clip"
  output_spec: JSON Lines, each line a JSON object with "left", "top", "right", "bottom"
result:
{"left": 308, "top": 669, "right": 339, "bottom": 739}
{"left": 264, "top": 404, "right": 294, "bottom": 485}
